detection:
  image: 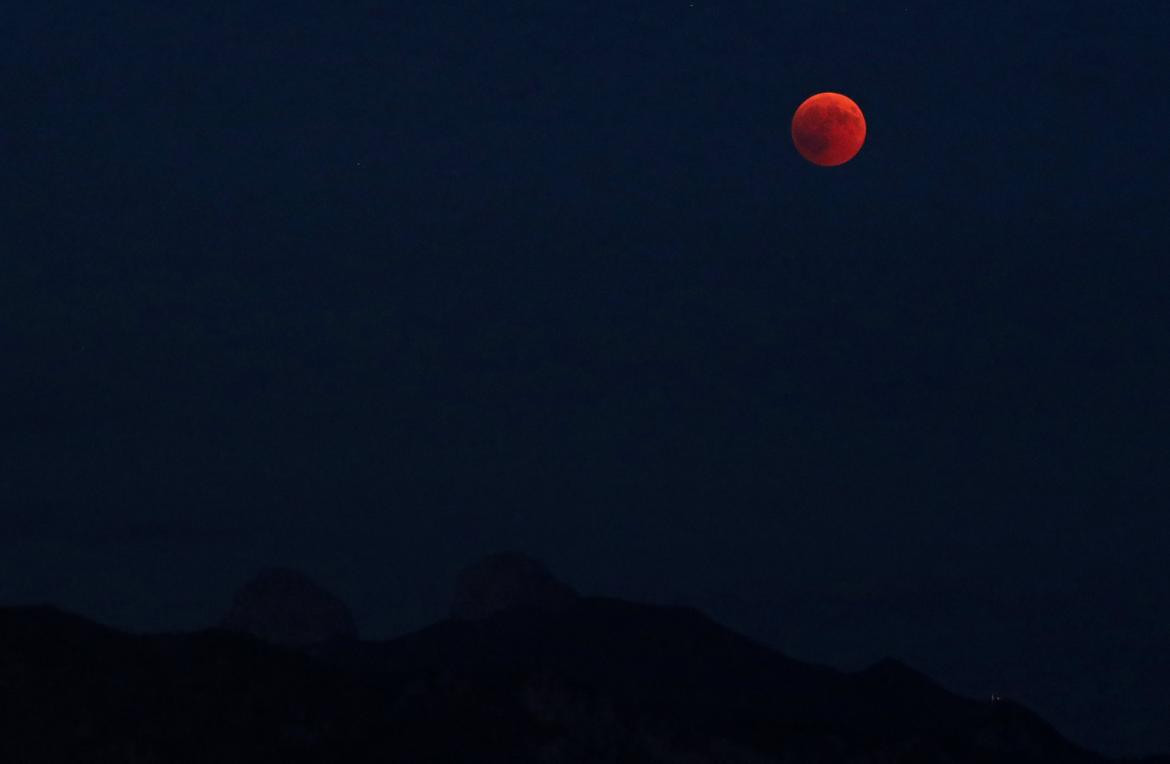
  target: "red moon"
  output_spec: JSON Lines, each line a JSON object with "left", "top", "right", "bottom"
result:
{"left": 791, "top": 92, "right": 866, "bottom": 167}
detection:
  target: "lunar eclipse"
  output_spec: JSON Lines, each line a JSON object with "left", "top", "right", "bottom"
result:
{"left": 791, "top": 92, "right": 866, "bottom": 167}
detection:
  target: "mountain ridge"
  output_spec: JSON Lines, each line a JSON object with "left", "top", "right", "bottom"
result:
{"left": 0, "top": 594, "right": 1125, "bottom": 763}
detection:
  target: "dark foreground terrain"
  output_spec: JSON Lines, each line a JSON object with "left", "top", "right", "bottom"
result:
{"left": 2, "top": 560, "right": 1166, "bottom": 763}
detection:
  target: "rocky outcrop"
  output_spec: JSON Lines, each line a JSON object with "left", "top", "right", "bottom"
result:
{"left": 220, "top": 567, "right": 357, "bottom": 647}
{"left": 450, "top": 552, "right": 579, "bottom": 620}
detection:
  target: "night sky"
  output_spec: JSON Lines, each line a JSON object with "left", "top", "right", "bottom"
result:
{"left": 3, "top": 1, "right": 1169, "bottom": 756}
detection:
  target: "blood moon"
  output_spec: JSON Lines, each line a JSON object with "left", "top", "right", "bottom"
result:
{"left": 791, "top": 92, "right": 866, "bottom": 167}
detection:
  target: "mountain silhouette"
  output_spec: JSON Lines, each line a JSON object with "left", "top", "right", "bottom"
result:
{"left": 2, "top": 556, "right": 1156, "bottom": 762}
{"left": 450, "top": 551, "right": 580, "bottom": 620}
{"left": 220, "top": 567, "right": 358, "bottom": 647}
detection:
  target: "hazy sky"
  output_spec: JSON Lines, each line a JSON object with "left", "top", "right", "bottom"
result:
{"left": 2, "top": 1, "right": 1168, "bottom": 755}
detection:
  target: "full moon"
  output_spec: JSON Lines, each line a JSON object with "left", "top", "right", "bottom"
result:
{"left": 791, "top": 92, "right": 866, "bottom": 167}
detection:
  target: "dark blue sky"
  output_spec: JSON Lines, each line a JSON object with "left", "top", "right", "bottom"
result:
{"left": 3, "top": 1, "right": 1168, "bottom": 756}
